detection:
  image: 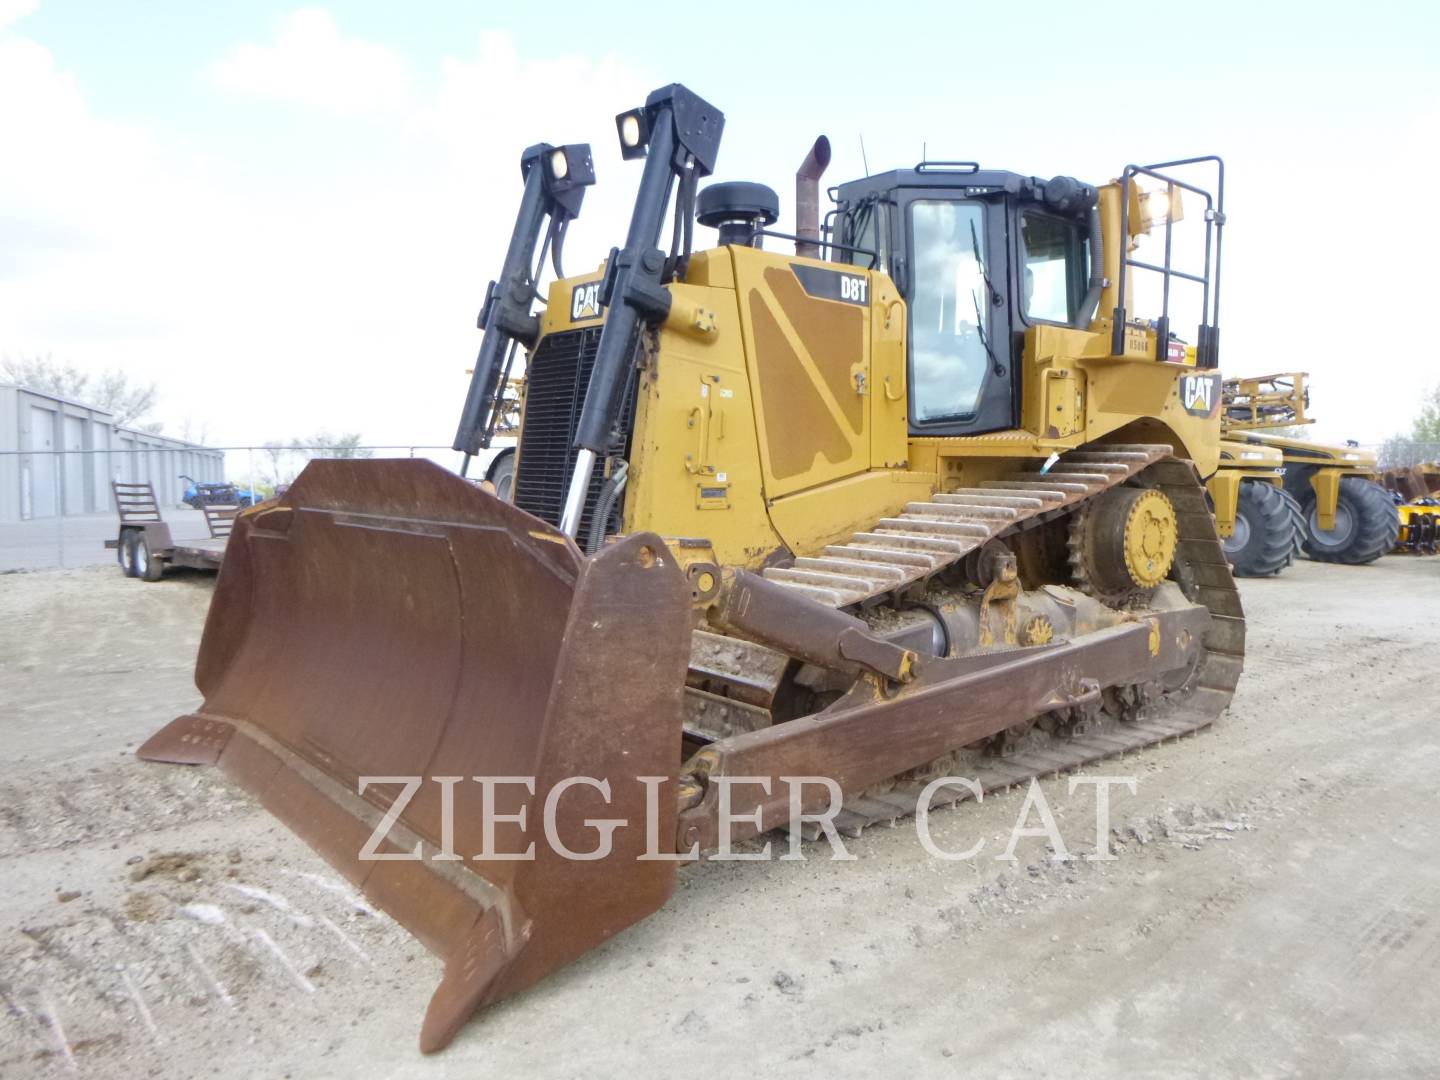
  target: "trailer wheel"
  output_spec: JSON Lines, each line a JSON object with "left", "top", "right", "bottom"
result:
{"left": 134, "top": 534, "right": 165, "bottom": 581}
{"left": 118, "top": 529, "right": 139, "bottom": 577}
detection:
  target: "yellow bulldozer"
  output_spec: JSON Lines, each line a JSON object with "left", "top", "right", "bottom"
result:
{"left": 138, "top": 84, "right": 1244, "bottom": 1051}
{"left": 1219, "top": 372, "right": 1400, "bottom": 564}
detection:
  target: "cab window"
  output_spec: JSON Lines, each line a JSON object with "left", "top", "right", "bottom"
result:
{"left": 1021, "top": 212, "right": 1087, "bottom": 324}
{"left": 908, "top": 200, "right": 989, "bottom": 423}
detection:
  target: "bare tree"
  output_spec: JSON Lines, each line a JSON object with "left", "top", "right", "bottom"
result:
{"left": 1, "top": 353, "right": 160, "bottom": 428}
{"left": 290, "top": 431, "right": 372, "bottom": 460}
{"left": 259, "top": 441, "right": 293, "bottom": 487}
{"left": 252, "top": 433, "right": 370, "bottom": 490}
{"left": 178, "top": 418, "right": 212, "bottom": 445}
{"left": 1380, "top": 435, "right": 1440, "bottom": 470}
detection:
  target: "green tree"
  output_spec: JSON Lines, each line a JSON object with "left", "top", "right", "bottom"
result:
{"left": 1378, "top": 384, "right": 1440, "bottom": 468}
{"left": 1411, "top": 384, "right": 1440, "bottom": 442}
{"left": 1, "top": 353, "right": 161, "bottom": 428}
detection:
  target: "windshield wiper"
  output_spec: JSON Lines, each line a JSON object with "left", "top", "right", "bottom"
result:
{"left": 969, "top": 219, "right": 999, "bottom": 307}
{"left": 968, "top": 219, "right": 1005, "bottom": 378}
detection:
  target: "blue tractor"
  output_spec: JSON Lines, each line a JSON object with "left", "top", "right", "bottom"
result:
{"left": 179, "top": 474, "right": 259, "bottom": 509}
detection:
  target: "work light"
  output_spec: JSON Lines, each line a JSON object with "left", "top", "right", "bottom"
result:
{"left": 615, "top": 108, "right": 649, "bottom": 159}
{"left": 537, "top": 143, "right": 595, "bottom": 194}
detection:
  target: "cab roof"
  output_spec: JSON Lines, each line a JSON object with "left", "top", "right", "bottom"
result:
{"left": 833, "top": 166, "right": 1095, "bottom": 212}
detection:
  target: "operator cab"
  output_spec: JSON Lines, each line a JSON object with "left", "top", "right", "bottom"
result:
{"left": 830, "top": 165, "right": 1097, "bottom": 438}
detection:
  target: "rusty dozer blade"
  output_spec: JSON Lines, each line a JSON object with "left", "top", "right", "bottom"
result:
{"left": 138, "top": 459, "right": 692, "bottom": 1052}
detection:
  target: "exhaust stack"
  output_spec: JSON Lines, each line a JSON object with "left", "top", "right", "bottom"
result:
{"left": 795, "top": 135, "right": 831, "bottom": 259}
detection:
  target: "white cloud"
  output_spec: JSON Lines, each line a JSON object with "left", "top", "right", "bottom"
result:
{"left": 0, "top": 0, "right": 37, "bottom": 30}
{"left": 0, "top": 35, "right": 158, "bottom": 232}
{"left": 0, "top": 16, "right": 654, "bottom": 452}
{"left": 12, "top": 8, "right": 1426, "bottom": 455}
{"left": 209, "top": 8, "right": 413, "bottom": 115}
{"left": 414, "top": 31, "right": 652, "bottom": 272}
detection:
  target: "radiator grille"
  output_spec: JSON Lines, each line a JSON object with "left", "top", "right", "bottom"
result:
{"left": 513, "top": 326, "right": 632, "bottom": 539}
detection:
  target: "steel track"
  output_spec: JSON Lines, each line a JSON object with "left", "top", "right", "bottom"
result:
{"left": 704, "top": 447, "right": 1247, "bottom": 839}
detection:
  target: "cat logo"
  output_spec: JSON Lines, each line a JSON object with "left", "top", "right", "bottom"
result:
{"left": 570, "top": 281, "right": 602, "bottom": 322}
{"left": 1180, "top": 373, "right": 1221, "bottom": 418}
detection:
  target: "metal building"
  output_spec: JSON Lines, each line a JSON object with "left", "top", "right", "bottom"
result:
{"left": 0, "top": 383, "right": 225, "bottom": 522}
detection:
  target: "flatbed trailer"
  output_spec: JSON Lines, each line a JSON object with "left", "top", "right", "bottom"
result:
{"left": 105, "top": 481, "right": 236, "bottom": 580}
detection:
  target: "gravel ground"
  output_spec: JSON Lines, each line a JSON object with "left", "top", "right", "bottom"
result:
{"left": 1, "top": 557, "right": 1437, "bottom": 1078}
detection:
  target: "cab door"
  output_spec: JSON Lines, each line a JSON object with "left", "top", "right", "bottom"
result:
{"left": 897, "top": 195, "right": 1016, "bottom": 436}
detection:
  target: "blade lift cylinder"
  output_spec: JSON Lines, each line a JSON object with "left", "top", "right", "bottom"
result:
{"left": 453, "top": 142, "right": 595, "bottom": 470}
{"left": 559, "top": 85, "right": 723, "bottom": 537}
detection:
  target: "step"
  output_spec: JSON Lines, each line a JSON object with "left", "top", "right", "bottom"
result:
{"left": 975, "top": 482, "right": 1069, "bottom": 502}
{"left": 688, "top": 630, "right": 789, "bottom": 706}
{"left": 1034, "top": 470, "right": 1115, "bottom": 484}
{"left": 1080, "top": 443, "right": 1170, "bottom": 455}
{"left": 1048, "top": 466, "right": 1123, "bottom": 478}
{"left": 905, "top": 501, "right": 1018, "bottom": 520}
{"left": 882, "top": 516, "right": 993, "bottom": 538}
{"left": 764, "top": 567, "right": 886, "bottom": 594}
{"left": 850, "top": 531, "right": 968, "bottom": 555}
{"left": 767, "top": 581, "right": 850, "bottom": 607}
{"left": 995, "top": 477, "right": 1093, "bottom": 494}
{"left": 1061, "top": 450, "right": 1154, "bottom": 462}
{"left": 876, "top": 532, "right": 982, "bottom": 558}
{"left": 858, "top": 529, "right": 973, "bottom": 552}
{"left": 938, "top": 490, "right": 1047, "bottom": 508}
{"left": 825, "top": 544, "right": 939, "bottom": 569}
{"left": 793, "top": 556, "right": 908, "bottom": 582}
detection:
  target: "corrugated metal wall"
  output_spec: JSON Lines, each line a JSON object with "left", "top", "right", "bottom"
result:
{"left": 0, "top": 384, "right": 225, "bottom": 522}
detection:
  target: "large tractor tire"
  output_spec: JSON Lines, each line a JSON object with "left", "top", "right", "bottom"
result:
{"left": 1300, "top": 477, "right": 1401, "bottom": 565}
{"left": 1274, "top": 486, "right": 1306, "bottom": 566}
{"left": 487, "top": 449, "right": 516, "bottom": 503}
{"left": 1224, "top": 480, "right": 1297, "bottom": 577}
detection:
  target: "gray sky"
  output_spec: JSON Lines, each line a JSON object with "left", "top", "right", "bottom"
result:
{"left": 1, "top": 0, "right": 1435, "bottom": 447}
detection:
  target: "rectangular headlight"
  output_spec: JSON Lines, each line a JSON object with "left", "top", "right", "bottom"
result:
{"left": 615, "top": 108, "right": 649, "bottom": 160}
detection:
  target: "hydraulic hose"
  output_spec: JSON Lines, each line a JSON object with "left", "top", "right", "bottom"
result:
{"left": 585, "top": 461, "right": 629, "bottom": 555}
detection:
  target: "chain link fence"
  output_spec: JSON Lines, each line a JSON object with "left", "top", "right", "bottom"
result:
{"left": 0, "top": 444, "right": 477, "bottom": 573}
{"left": 1376, "top": 440, "right": 1440, "bottom": 470}
{"left": 5, "top": 437, "right": 1436, "bottom": 575}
